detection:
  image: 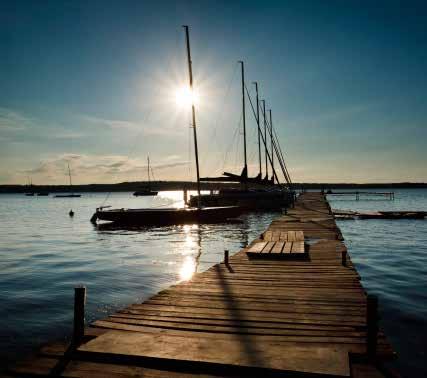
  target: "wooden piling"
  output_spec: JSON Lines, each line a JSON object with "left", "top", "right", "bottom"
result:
{"left": 224, "top": 250, "right": 229, "bottom": 265}
{"left": 341, "top": 249, "right": 347, "bottom": 266}
{"left": 73, "top": 286, "right": 86, "bottom": 345}
{"left": 367, "top": 294, "right": 379, "bottom": 358}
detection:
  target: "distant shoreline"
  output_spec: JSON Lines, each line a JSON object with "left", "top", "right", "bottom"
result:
{"left": 0, "top": 181, "right": 426, "bottom": 193}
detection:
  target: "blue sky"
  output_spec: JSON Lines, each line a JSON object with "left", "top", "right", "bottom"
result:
{"left": 1, "top": 0, "right": 426, "bottom": 184}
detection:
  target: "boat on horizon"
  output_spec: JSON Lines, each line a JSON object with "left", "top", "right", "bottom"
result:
{"left": 54, "top": 163, "right": 82, "bottom": 198}
{"left": 133, "top": 155, "right": 158, "bottom": 196}
{"left": 91, "top": 26, "right": 243, "bottom": 226}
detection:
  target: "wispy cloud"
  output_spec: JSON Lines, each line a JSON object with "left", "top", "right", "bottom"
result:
{"left": 0, "top": 107, "right": 33, "bottom": 132}
{"left": 18, "top": 153, "right": 190, "bottom": 184}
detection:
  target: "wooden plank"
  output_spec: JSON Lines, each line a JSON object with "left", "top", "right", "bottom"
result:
{"left": 79, "top": 330, "right": 351, "bottom": 377}
{"left": 262, "top": 242, "right": 275, "bottom": 253}
{"left": 292, "top": 241, "right": 305, "bottom": 254}
{"left": 287, "top": 231, "right": 297, "bottom": 242}
{"left": 295, "top": 231, "right": 304, "bottom": 241}
{"left": 271, "top": 241, "right": 285, "bottom": 254}
{"left": 283, "top": 242, "right": 293, "bottom": 253}
{"left": 246, "top": 242, "right": 267, "bottom": 253}
{"left": 271, "top": 232, "right": 281, "bottom": 241}
{"left": 263, "top": 231, "right": 272, "bottom": 241}
{"left": 279, "top": 231, "right": 288, "bottom": 241}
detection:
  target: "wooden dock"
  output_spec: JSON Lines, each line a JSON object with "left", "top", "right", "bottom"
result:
{"left": 5, "top": 192, "right": 396, "bottom": 377}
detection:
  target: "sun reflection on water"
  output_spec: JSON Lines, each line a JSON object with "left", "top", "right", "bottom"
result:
{"left": 177, "top": 224, "right": 201, "bottom": 281}
{"left": 179, "top": 255, "right": 197, "bottom": 281}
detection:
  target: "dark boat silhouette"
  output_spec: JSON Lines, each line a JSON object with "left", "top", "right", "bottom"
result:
{"left": 188, "top": 64, "right": 294, "bottom": 210}
{"left": 133, "top": 155, "right": 158, "bottom": 196}
{"left": 54, "top": 163, "right": 82, "bottom": 198}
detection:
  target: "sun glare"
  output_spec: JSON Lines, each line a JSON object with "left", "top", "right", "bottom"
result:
{"left": 179, "top": 256, "right": 196, "bottom": 281}
{"left": 175, "top": 86, "right": 199, "bottom": 107}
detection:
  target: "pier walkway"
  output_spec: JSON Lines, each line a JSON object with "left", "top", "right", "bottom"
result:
{"left": 5, "top": 192, "right": 395, "bottom": 377}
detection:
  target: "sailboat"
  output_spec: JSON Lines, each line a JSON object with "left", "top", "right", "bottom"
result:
{"left": 54, "top": 163, "right": 81, "bottom": 198}
{"left": 24, "top": 177, "right": 35, "bottom": 196}
{"left": 188, "top": 63, "right": 294, "bottom": 210}
{"left": 91, "top": 26, "right": 242, "bottom": 226}
{"left": 133, "top": 155, "right": 158, "bottom": 196}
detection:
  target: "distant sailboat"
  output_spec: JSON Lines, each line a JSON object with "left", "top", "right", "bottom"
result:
{"left": 25, "top": 177, "right": 35, "bottom": 196}
{"left": 55, "top": 163, "right": 81, "bottom": 198}
{"left": 91, "top": 26, "right": 242, "bottom": 226}
{"left": 133, "top": 155, "right": 158, "bottom": 196}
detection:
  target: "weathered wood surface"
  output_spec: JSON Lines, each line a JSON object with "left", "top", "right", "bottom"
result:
{"left": 5, "top": 192, "right": 395, "bottom": 377}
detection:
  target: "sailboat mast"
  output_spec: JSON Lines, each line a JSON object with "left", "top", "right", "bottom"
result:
{"left": 147, "top": 155, "right": 150, "bottom": 186}
{"left": 261, "top": 100, "right": 268, "bottom": 179}
{"left": 238, "top": 61, "right": 247, "bottom": 184}
{"left": 269, "top": 109, "right": 274, "bottom": 183}
{"left": 68, "top": 163, "right": 72, "bottom": 187}
{"left": 183, "top": 25, "right": 201, "bottom": 207}
{"left": 253, "top": 82, "right": 262, "bottom": 177}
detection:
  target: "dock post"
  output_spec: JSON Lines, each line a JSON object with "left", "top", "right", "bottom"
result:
{"left": 341, "top": 249, "right": 347, "bottom": 267}
{"left": 73, "top": 286, "right": 86, "bottom": 345}
{"left": 224, "top": 250, "right": 229, "bottom": 265}
{"left": 183, "top": 188, "right": 188, "bottom": 205}
{"left": 367, "top": 294, "right": 378, "bottom": 358}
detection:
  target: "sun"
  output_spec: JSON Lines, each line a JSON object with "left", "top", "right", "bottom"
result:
{"left": 175, "top": 86, "right": 199, "bottom": 107}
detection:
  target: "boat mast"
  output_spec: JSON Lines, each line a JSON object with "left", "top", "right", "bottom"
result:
{"left": 238, "top": 61, "right": 247, "bottom": 188}
{"left": 183, "top": 25, "right": 201, "bottom": 208}
{"left": 147, "top": 155, "right": 150, "bottom": 188}
{"left": 68, "top": 163, "right": 72, "bottom": 187}
{"left": 261, "top": 100, "right": 268, "bottom": 180}
{"left": 269, "top": 109, "right": 274, "bottom": 183}
{"left": 253, "top": 82, "right": 262, "bottom": 178}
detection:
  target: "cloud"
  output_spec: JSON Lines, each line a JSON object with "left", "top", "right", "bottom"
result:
{"left": 0, "top": 107, "right": 33, "bottom": 132}
{"left": 80, "top": 114, "right": 181, "bottom": 137}
{"left": 18, "top": 153, "right": 190, "bottom": 184}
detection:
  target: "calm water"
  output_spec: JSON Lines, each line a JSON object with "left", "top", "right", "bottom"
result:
{"left": 0, "top": 189, "right": 426, "bottom": 377}
{"left": 0, "top": 191, "right": 276, "bottom": 364}
{"left": 329, "top": 189, "right": 427, "bottom": 377}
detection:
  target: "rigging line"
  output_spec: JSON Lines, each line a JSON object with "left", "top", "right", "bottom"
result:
{"left": 199, "top": 62, "right": 239, "bottom": 172}
{"left": 269, "top": 124, "right": 292, "bottom": 185}
{"left": 244, "top": 85, "right": 283, "bottom": 186}
{"left": 264, "top": 115, "right": 292, "bottom": 185}
{"left": 100, "top": 29, "right": 181, "bottom": 207}
{"left": 221, "top": 112, "right": 242, "bottom": 172}
{"left": 272, "top": 128, "right": 292, "bottom": 185}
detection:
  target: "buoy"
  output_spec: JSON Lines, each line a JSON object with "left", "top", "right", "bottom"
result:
{"left": 69, "top": 209, "right": 74, "bottom": 217}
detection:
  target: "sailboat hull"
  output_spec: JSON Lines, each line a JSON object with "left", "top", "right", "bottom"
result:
{"left": 188, "top": 189, "right": 292, "bottom": 211}
{"left": 133, "top": 191, "right": 158, "bottom": 196}
{"left": 54, "top": 194, "right": 82, "bottom": 198}
{"left": 92, "top": 206, "right": 242, "bottom": 226}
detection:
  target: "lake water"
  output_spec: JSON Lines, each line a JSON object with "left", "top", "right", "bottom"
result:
{"left": 0, "top": 189, "right": 426, "bottom": 377}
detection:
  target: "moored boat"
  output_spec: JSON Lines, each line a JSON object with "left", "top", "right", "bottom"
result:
{"left": 54, "top": 163, "right": 82, "bottom": 198}
{"left": 91, "top": 26, "right": 243, "bottom": 226}
{"left": 92, "top": 206, "right": 242, "bottom": 226}
{"left": 133, "top": 156, "right": 158, "bottom": 196}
